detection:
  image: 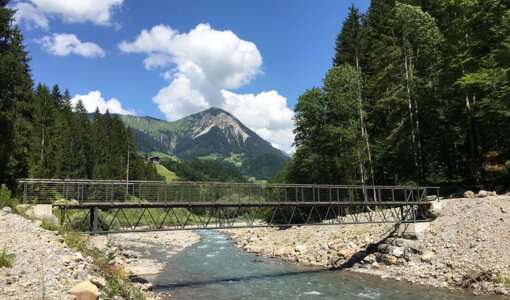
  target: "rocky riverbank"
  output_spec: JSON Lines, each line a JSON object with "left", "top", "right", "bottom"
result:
{"left": 0, "top": 206, "right": 200, "bottom": 299}
{"left": 108, "top": 231, "right": 200, "bottom": 277}
{"left": 228, "top": 196, "right": 510, "bottom": 296}
{"left": 0, "top": 207, "right": 106, "bottom": 299}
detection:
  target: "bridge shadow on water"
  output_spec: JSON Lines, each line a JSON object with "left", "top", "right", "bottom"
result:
{"left": 142, "top": 268, "right": 337, "bottom": 290}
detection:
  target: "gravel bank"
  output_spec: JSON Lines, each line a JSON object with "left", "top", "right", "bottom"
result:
{"left": 228, "top": 196, "right": 510, "bottom": 296}
{"left": 108, "top": 231, "right": 200, "bottom": 276}
{"left": 0, "top": 208, "right": 103, "bottom": 299}
{"left": 0, "top": 207, "right": 200, "bottom": 300}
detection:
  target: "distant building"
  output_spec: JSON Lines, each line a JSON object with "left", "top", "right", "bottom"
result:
{"left": 148, "top": 156, "right": 160, "bottom": 164}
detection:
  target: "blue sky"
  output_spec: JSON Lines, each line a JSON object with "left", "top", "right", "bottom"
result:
{"left": 14, "top": 0, "right": 370, "bottom": 152}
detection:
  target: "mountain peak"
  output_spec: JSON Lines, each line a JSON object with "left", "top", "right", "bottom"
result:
{"left": 202, "top": 107, "right": 230, "bottom": 115}
{"left": 117, "top": 107, "right": 289, "bottom": 178}
{"left": 190, "top": 107, "right": 251, "bottom": 143}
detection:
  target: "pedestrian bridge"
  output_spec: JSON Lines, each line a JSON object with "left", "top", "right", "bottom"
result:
{"left": 20, "top": 179, "right": 439, "bottom": 234}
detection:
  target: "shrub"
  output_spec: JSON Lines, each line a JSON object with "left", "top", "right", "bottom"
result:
{"left": 0, "top": 246, "right": 15, "bottom": 268}
{"left": 41, "top": 219, "right": 59, "bottom": 231}
{"left": 0, "top": 184, "right": 19, "bottom": 209}
{"left": 65, "top": 210, "right": 120, "bottom": 232}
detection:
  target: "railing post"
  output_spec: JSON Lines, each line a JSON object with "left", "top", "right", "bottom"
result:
{"left": 22, "top": 180, "right": 27, "bottom": 204}
{"left": 90, "top": 206, "right": 98, "bottom": 235}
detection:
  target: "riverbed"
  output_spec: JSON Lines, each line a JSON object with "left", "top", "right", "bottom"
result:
{"left": 143, "top": 231, "right": 499, "bottom": 299}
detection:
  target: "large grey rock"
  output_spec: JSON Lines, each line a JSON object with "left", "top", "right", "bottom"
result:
{"left": 378, "top": 244, "right": 404, "bottom": 258}
{"left": 477, "top": 190, "right": 488, "bottom": 198}
{"left": 89, "top": 236, "right": 108, "bottom": 250}
{"left": 463, "top": 191, "right": 475, "bottom": 198}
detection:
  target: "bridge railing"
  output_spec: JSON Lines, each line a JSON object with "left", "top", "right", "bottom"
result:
{"left": 20, "top": 178, "right": 439, "bottom": 205}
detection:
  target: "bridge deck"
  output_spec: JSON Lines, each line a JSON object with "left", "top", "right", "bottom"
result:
{"left": 21, "top": 179, "right": 439, "bottom": 233}
{"left": 53, "top": 201, "right": 429, "bottom": 208}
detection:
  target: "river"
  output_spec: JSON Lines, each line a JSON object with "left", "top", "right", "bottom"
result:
{"left": 143, "top": 230, "right": 497, "bottom": 299}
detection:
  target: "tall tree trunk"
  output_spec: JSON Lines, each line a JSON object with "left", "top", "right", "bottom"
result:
{"left": 404, "top": 48, "right": 419, "bottom": 179}
{"left": 355, "top": 56, "right": 376, "bottom": 189}
{"left": 409, "top": 54, "right": 423, "bottom": 178}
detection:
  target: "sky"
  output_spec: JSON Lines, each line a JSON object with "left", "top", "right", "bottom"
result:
{"left": 13, "top": 0, "right": 370, "bottom": 153}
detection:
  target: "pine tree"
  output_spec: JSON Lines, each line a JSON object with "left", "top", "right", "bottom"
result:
{"left": 333, "top": 4, "right": 364, "bottom": 68}
{"left": 0, "top": 0, "right": 34, "bottom": 189}
{"left": 29, "top": 84, "right": 56, "bottom": 178}
{"left": 74, "top": 100, "right": 93, "bottom": 178}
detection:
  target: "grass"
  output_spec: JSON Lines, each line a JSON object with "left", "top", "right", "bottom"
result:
{"left": 40, "top": 219, "right": 59, "bottom": 231}
{"left": 151, "top": 151, "right": 179, "bottom": 161}
{"left": 155, "top": 164, "right": 178, "bottom": 182}
{"left": 0, "top": 246, "right": 15, "bottom": 268}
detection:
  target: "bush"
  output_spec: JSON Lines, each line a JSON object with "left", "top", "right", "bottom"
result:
{"left": 0, "top": 184, "right": 19, "bottom": 209}
{"left": 65, "top": 210, "right": 120, "bottom": 232}
{"left": 0, "top": 246, "right": 15, "bottom": 268}
{"left": 41, "top": 219, "right": 59, "bottom": 231}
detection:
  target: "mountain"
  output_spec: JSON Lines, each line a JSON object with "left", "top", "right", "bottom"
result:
{"left": 117, "top": 107, "right": 289, "bottom": 179}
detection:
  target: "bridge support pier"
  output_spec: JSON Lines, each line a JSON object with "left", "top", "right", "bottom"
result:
{"left": 395, "top": 222, "right": 430, "bottom": 238}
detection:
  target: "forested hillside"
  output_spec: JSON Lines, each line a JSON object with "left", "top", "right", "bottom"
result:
{"left": 160, "top": 158, "right": 247, "bottom": 183}
{"left": 0, "top": 2, "right": 161, "bottom": 192}
{"left": 282, "top": 0, "right": 510, "bottom": 191}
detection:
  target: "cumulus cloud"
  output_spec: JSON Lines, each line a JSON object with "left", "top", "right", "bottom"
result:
{"left": 14, "top": 0, "right": 123, "bottom": 29}
{"left": 39, "top": 33, "right": 105, "bottom": 58}
{"left": 71, "top": 91, "right": 134, "bottom": 115}
{"left": 119, "top": 23, "right": 295, "bottom": 152}
{"left": 222, "top": 90, "right": 294, "bottom": 151}
{"left": 14, "top": 2, "right": 49, "bottom": 30}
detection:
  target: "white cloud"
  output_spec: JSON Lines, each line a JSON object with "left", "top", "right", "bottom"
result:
{"left": 14, "top": 2, "right": 49, "bottom": 30}
{"left": 71, "top": 91, "right": 134, "bottom": 115}
{"left": 222, "top": 90, "right": 294, "bottom": 152}
{"left": 119, "top": 23, "right": 295, "bottom": 152}
{"left": 39, "top": 33, "right": 105, "bottom": 58}
{"left": 14, "top": 0, "right": 123, "bottom": 29}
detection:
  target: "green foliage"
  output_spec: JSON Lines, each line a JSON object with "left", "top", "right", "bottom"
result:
{"left": 0, "top": 184, "right": 18, "bottom": 209}
{"left": 288, "top": 0, "right": 510, "bottom": 192}
{"left": 290, "top": 65, "right": 364, "bottom": 184}
{"left": 0, "top": 246, "right": 15, "bottom": 268}
{"left": 40, "top": 219, "right": 59, "bottom": 231}
{"left": 0, "top": 0, "right": 34, "bottom": 190}
{"left": 155, "top": 164, "right": 178, "bottom": 181}
{"left": 65, "top": 210, "right": 120, "bottom": 232}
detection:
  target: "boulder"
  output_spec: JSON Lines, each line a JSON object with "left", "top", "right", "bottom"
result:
{"left": 421, "top": 250, "right": 434, "bottom": 262}
{"left": 377, "top": 244, "right": 404, "bottom": 258}
{"left": 487, "top": 191, "right": 497, "bottom": 196}
{"left": 2, "top": 207, "right": 12, "bottom": 214}
{"left": 463, "top": 191, "right": 475, "bottom": 198}
{"left": 362, "top": 254, "right": 377, "bottom": 264}
{"left": 384, "top": 255, "right": 398, "bottom": 265}
{"left": 68, "top": 281, "right": 99, "bottom": 300}
{"left": 294, "top": 245, "right": 307, "bottom": 253}
{"left": 476, "top": 190, "right": 488, "bottom": 198}
{"left": 54, "top": 198, "right": 80, "bottom": 205}
{"left": 89, "top": 276, "right": 106, "bottom": 288}
{"left": 337, "top": 248, "right": 352, "bottom": 258}
{"left": 89, "top": 236, "right": 108, "bottom": 250}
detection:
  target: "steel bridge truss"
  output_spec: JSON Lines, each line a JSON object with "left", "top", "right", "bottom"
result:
{"left": 20, "top": 179, "right": 439, "bottom": 234}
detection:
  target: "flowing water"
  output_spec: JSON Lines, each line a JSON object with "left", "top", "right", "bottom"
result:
{"left": 145, "top": 231, "right": 498, "bottom": 299}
